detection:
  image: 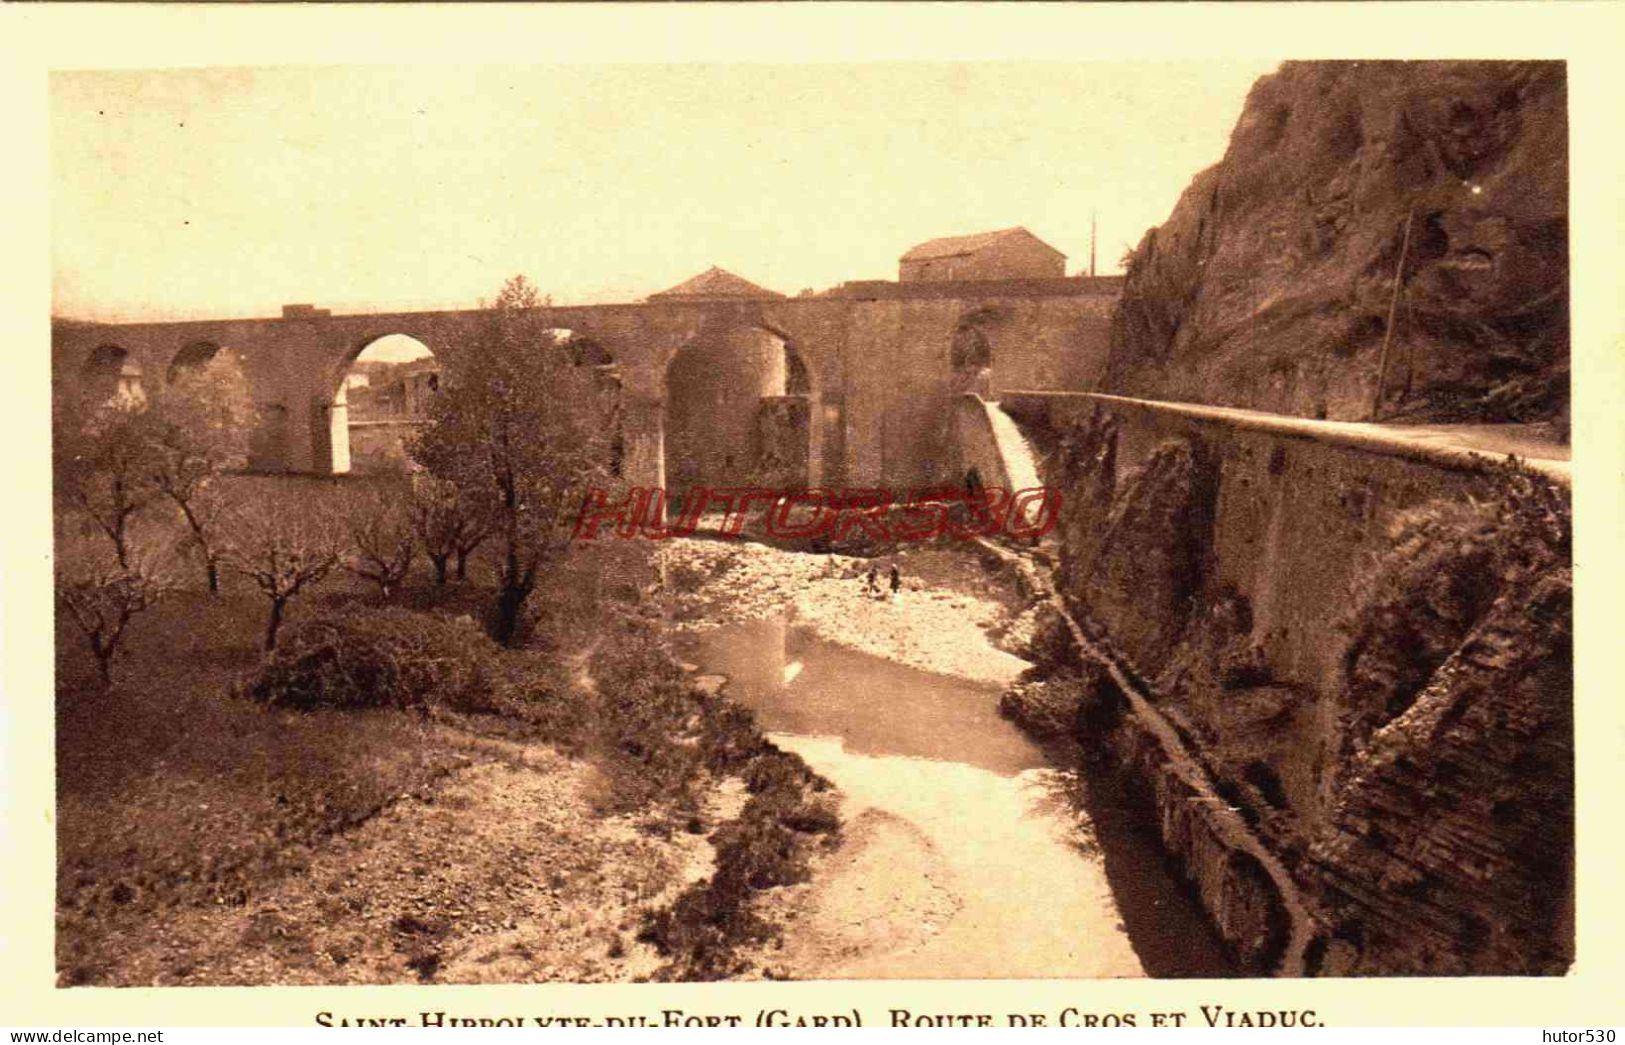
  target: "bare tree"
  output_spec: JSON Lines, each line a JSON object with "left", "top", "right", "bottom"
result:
{"left": 53, "top": 391, "right": 163, "bottom": 569}
{"left": 411, "top": 275, "right": 617, "bottom": 645}
{"left": 406, "top": 474, "right": 489, "bottom": 586}
{"left": 452, "top": 513, "right": 493, "bottom": 582}
{"left": 55, "top": 534, "right": 176, "bottom": 689}
{"left": 221, "top": 492, "right": 344, "bottom": 650}
{"left": 146, "top": 353, "right": 257, "bottom": 593}
{"left": 343, "top": 486, "right": 416, "bottom": 598}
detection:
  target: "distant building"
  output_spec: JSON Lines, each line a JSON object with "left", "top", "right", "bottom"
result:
{"left": 646, "top": 266, "right": 785, "bottom": 303}
{"left": 347, "top": 359, "right": 440, "bottom": 420}
{"left": 400, "top": 362, "right": 440, "bottom": 415}
{"left": 899, "top": 227, "right": 1066, "bottom": 283}
{"left": 114, "top": 361, "right": 146, "bottom": 406}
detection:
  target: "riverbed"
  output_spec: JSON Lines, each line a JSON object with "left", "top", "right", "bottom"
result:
{"left": 668, "top": 545, "right": 1237, "bottom": 979}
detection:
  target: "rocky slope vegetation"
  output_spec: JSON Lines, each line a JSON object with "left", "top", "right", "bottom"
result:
{"left": 1106, "top": 61, "right": 1568, "bottom": 426}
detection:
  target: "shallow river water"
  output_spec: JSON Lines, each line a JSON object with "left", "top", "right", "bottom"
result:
{"left": 680, "top": 617, "right": 1236, "bottom": 979}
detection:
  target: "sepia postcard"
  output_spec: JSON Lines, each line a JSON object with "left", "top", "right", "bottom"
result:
{"left": 3, "top": 1, "right": 1622, "bottom": 1031}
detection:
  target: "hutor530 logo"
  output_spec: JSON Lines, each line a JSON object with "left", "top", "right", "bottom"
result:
{"left": 573, "top": 487, "right": 1061, "bottom": 542}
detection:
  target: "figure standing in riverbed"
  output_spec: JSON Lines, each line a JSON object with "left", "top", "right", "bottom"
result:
{"left": 889, "top": 564, "right": 902, "bottom": 601}
{"left": 865, "top": 565, "right": 879, "bottom": 596}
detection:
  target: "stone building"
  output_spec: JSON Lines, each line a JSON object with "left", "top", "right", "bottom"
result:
{"left": 898, "top": 227, "right": 1067, "bottom": 283}
{"left": 343, "top": 359, "right": 441, "bottom": 474}
{"left": 347, "top": 359, "right": 441, "bottom": 421}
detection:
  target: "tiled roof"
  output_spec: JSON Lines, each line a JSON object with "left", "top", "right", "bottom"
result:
{"left": 900, "top": 227, "right": 1063, "bottom": 262}
{"left": 648, "top": 266, "right": 785, "bottom": 300}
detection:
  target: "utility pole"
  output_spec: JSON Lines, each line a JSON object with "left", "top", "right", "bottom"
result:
{"left": 1372, "top": 206, "right": 1415, "bottom": 422}
{"left": 1090, "top": 211, "right": 1098, "bottom": 278}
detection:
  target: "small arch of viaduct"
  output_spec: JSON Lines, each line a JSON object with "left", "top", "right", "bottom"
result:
{"left": 51, "top": 284, "right": 1117, "bottom": 491}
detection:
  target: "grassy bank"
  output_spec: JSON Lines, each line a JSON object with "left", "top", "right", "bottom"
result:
{"left": 56, "top": 524, "right": 835, "bottom": 985}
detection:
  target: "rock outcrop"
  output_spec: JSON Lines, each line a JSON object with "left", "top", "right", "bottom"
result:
{"left": 1308, "top": 568, "right": 1572, "bottom": 975}
{"left": 1106, "top": 61, "right": 1568, "bottom": 426}
{"left": 1016, "top": 392, "right": 1572, "bottom": 975}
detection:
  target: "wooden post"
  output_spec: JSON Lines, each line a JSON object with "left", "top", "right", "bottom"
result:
{"left": 1372, "top": 206, "right": 1415, "bottom": 421}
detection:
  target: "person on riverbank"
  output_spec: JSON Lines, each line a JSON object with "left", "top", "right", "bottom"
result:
{"left": 889, "top": 564, "right": 902, "bottom": 600}
{"left": 865, "top": 565, "right": 879, "bottom": 596}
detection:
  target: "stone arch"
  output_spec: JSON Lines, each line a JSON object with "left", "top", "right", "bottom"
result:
{"left": 951, "top": 305, "right": 1003, "bottom": 397}
{"left": 757, "top": 323, "right": 820, "bottom": 489}
{"left": 660, "top": 321, "right": 820, "bottom": 498}
{"left": 554, "top": 328, "right": 615, "bottom": 368}
{"left": 82, "top": 343, "right": 127, "bottom": 377}
{"left": 81, "top": 344, "right": 143, "bottom": 405}
{"left": 167, "top": 340, "right": 224, "bottom": 384}
{"left": 323, "top": 333, "right": 440, "bottom": 475}
{"left": 785, "top": 347, "right": 812, "bottom": 396}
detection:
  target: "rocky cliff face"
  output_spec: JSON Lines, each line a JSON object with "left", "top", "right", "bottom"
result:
{"left": 1106, "top": 62, "right": 1568, "bottom": 426}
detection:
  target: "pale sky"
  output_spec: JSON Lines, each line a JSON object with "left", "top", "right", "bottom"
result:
{"left": 51, "top": 61, "right": 1278, "bottom": 323}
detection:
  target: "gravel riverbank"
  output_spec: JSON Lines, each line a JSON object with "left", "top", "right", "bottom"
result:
{"left": 657, "top": 538, "right": 1034, "bottom": 686}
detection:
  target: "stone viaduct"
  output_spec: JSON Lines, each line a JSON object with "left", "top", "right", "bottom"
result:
{"left": 52, "top": 276, "right": 1122, "bottom": 493}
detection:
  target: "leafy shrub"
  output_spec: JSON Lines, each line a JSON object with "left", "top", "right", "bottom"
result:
{"left": 580, "top": 620, "right": 714, "bottom": 810}
{"left": 242, "top": 606, "right": 502, "bottom": 714}
{"left": 637, "top": 879, "right": 772, "bottom": 981}
{"left": 740, "top": 746, "right": 826, "bottom": 795}
{"left": 578, "top": 620, "right": 839, "bottom": 979}
{"left": 640, "top": 745, "right": 836, "bottom": 980}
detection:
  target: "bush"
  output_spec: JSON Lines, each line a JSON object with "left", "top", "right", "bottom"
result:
{"left": 640, "top": 743, "right": 836, "bottom": 981}
{"left": 242, "top": 607, "right": 502, "bottom": 714}
{"left": 569, "top": 620, "right": 842, "bottom": 978}
{"left": 579, "top": 620, "right": 714, "bottom": 810}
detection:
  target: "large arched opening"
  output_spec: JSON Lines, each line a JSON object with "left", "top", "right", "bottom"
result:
{"left": 328, "top": 334, "right": 440, "bottom": 475}
{"left": 951, "top": 309, "right": 998, "bottom": 398}
{"left": 80, "top": 344, "right": 144, "bottom": 407}
{"left": 167, "top": 340, "right": 225, "bottom": 384}
{"left": 162, "top": 339, "right": 262, "bottom": 468}
{"left": 662, "top": 323, "right": 817, "bottom": 502}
